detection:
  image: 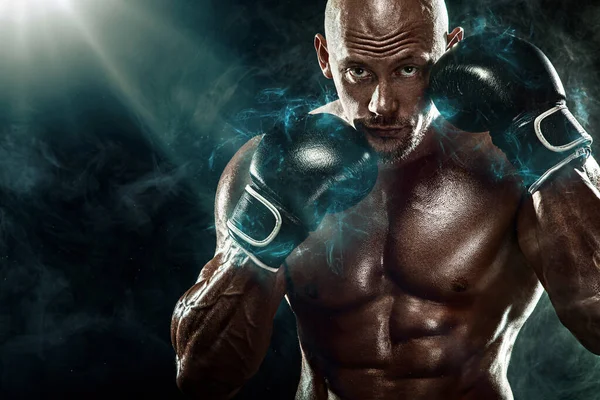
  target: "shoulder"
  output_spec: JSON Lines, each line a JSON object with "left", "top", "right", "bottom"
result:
{"left": 214, "top": 135, "right": 263, "bottom": 249}
{"left": 310, "top": 100, "right": 348, "bottom": 122}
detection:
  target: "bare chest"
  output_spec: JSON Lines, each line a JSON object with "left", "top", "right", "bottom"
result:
{"left": 284, "top": 152, "right": 524, "bottom": 309}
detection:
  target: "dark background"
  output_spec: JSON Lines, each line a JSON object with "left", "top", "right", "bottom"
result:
{"left": 1, "top": 0, "right": 600, "bottom": 399}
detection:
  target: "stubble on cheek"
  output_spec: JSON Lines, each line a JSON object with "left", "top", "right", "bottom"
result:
{"left": 365, "top": 132, "right": 416, "bottom": 163}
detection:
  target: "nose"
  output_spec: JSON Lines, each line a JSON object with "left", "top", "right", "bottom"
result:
{"left": 368, "top": 82, "right": 399, "bottom": 117}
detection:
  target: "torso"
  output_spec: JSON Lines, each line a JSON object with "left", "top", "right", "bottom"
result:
{"left": 284, "top": 128, "right": 544, "bottom": 400}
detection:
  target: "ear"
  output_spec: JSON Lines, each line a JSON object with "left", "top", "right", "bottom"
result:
{"left": 446, "top": 27, "right": 464, "bottom": 51}
{"left": 314, "top": 34, "right": 333, "bottom": 79}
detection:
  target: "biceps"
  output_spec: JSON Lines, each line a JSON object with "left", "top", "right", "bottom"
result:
{"left": 516, "top": 195, "right": 544, "bottom": 281}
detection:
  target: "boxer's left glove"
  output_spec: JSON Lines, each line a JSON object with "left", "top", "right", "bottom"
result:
{"left": 227, "top": 113, "right": 378, "bottom": 272}
{"left": 428, "top": 32, "right": 593, "bottom": 194}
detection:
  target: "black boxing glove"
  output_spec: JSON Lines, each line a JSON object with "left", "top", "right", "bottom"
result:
{"left": 227, "top": 113, "right": 378, "bottom": 272}
{"left": 428, "top": 32, "right": 593, "bottom": 194}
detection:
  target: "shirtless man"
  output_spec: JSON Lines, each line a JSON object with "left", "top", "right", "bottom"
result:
{"left": 170, "top": 0, "right": 600, "bottom": 398}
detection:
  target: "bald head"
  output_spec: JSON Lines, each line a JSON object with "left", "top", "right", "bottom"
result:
{"left": 314, "top": 0, "right": 459, "bottom": 163}
{"left": 324, "top": 0, "right": 449, "bottom": 58}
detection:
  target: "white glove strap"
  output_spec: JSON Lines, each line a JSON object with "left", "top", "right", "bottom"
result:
{"left": 226, "top": 185, "right": 284, "bottom": 274}
{"left": 226, "top": 185, "right": 282, "bottom": 247}
{"left": 534, "top": 104, "right": 592, "bottom": 151}
{"left": 529, "top": 104, "right": 593, "bottom": 194}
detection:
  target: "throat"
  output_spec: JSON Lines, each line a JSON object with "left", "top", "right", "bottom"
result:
{"left": 376, "top": 123, "right": 444, "bottom": 172}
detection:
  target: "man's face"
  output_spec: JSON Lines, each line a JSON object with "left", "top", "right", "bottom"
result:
{"left": 319, "top": 0, "right": 448, "bottom": 162}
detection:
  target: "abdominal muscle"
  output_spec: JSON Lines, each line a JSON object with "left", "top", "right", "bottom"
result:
{"left": 292, "top": 295, "right": 518, "bottom": 400}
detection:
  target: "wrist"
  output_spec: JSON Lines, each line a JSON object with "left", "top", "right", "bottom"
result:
{"left": 531, "top": 160, "right": 592, "bottom": 196}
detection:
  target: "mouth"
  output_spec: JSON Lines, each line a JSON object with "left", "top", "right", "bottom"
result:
{"left": 363, "top": 126, "right": 409, "bottom": 139}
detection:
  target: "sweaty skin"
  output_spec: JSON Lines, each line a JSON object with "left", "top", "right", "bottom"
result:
{"left": 172, "top": 0, "right": 600, "bottom": 399}
{"left": 300, "top": 2, "right": 536, "bottom": 396}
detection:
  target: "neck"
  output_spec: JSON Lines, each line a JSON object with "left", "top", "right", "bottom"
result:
{"left": 377, "top": 116, "right": 447, "bottom": 172}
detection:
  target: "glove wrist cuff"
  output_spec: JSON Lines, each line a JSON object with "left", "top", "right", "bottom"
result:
{"left": 227, "top": 184, "right": 309, "bottom": 270}
{"left": 528, "top": 146, "right": 591, "bottom": 194}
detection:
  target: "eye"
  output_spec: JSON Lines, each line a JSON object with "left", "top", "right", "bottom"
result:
{"left": 345, "top": 67, "right": 372, "bottom": 81}
{"left": 399, "top": 66, "right": 419, "bottom": 77}
{"left": 349, "top": 67, "right": 367, "bottom": 77}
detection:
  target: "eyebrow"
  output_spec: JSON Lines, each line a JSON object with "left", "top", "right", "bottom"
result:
{"left": 338, "top": 52, "right": 430, "bottom": 67}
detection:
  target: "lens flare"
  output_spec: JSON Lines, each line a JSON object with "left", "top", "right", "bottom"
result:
{"left": 0, "top": 0, "right": 72, "bottom": 22}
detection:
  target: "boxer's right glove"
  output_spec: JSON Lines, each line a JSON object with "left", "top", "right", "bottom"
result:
{"left": 227, "top": 113, "right": 379, "bottom": 272}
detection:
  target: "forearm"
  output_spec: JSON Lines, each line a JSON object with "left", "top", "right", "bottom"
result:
{"left": 171, "top": 239, "right": 287, "bottom": 398}
{"left": 519, "top": 164, "right": 600, "bottom": 352}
